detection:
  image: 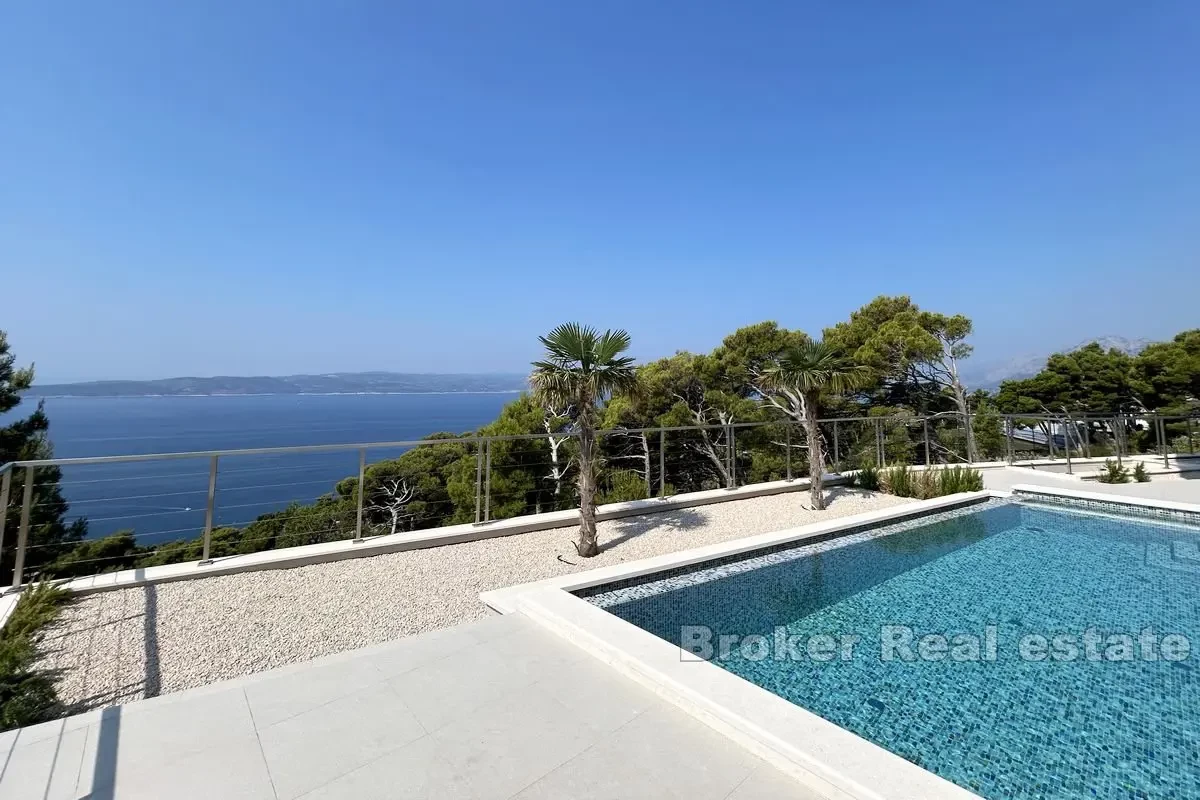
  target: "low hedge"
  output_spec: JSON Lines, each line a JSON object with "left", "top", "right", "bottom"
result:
{"left": 1, "top": 582, "right": 69, "bottom": 731}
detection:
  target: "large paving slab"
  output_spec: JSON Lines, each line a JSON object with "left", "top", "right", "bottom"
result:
{"left": 2, "top": 614, "right": 821, "bottom": 800}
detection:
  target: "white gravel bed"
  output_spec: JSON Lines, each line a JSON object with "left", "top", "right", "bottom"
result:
{"left": 36, "top": 488, "right": 912, "bottom": 712}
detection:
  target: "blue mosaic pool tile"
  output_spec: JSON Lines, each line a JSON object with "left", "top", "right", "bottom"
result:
{"left": 1014, "top": 489, "right": 1200, "bottom": 527}
{"left": 583, "top": 500, "right": 1200, "bottom": 799}
{"left": 581, "top": 499, "right": 1005, "bottom": 609}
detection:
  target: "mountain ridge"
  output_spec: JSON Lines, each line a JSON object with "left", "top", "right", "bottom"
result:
{"left": 27, "top": 371, "right": 530, "bottom": 398}
{"left": 961, "top": 335, "right": 1152, "bottom": 390}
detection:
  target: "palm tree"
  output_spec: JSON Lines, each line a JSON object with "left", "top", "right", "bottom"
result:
{"left": 759, "top": 340, "right": 870, "bottom": 510}
{"left": 530, "top": 323, "right": 638, "bottom": 557}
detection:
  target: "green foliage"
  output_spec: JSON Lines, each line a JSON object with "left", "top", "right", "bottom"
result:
{"left": 881, "top": 465, "right": 916, "bottom": 497}
{"left": 879, "top": 465, "right": 981, "bottom": 499}
{"left": 855, "top": 464, "right": 881, "bottom": 490}
{"left": 876, "top": 411, "right": 917, "bottom": 466}
{"left": 134, "top": 526, "right": 248, "bottom": 567}
{"left": 530, "top": 323, "right": 639, "bottom": 409}
{"left": 531, "top": 323, "right": 640, "bottom": 556}
{"left": 824, "top": 296, "right": 973, "bottom": 410}
{"left": 1097, "top": 459, "right": 1131, "bottom": 484}
{"left": 44, "top": 531, "right": 137, "bottom": 578}
{"left": 996, "top": 343, "right": 1143, "bottom": 416}
{"left": 41, "top": 318, "right": 1200, "bottom": 577}
{"left": 1, "top": 582, "right": 70, "bottom": 731}
{"left": 597, "top": 470, "right": 649, "bottom": 504}
{"left": 626, "top": 337, "right": 778, "bottom": 492}
{"left": 1132, "top": 462, "right": 1150, "bottom": 483}
{"left": 337, "top": 433, "right": 474, "bottom": 530}
{"left": 757, "top": 339, "right": 872, "bottom": 509}
{"left": 757, "top": 340, "right": 872, "bottom": 397}
{"left": 936, "top": 466, "right": 984, "bottom": 494}
{"left": 1171, "top": 433, "right": 1200, "bottom": 454}
{"left": 970, "top": 399, "right": 1006, "bottom": 461}
{"left": 1135, "top": 330, "right": 1200, "bottom": 412}
{"left": 1, "top": 330, "right": 87, "bottom": 584}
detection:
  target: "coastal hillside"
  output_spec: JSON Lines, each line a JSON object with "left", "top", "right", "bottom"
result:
{"left": 28, "top": 372, "right": 528, "bottom": 397}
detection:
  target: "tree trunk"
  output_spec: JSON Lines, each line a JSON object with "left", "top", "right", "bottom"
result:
{"left": 804, "top": 391, "right": 826, "bottom": 510}
{"left": 951, "top": 382, "right": 977, "bottom": 462}
{"left": 576, "top": 404, "right": 600, "bottom": 557}
{"left": 692, "top": 424, "right": 732, "bottom": 487}
{"left": 544, "top": 417, "right": 567, "bottom": 499}
{"left": 944, "top": 344, "right": 977, "bottom": 462}
{"left": 640, "top": 432, "right": 651, "bottom": 497}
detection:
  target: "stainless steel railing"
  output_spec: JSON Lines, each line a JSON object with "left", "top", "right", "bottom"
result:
{"left": 1, "top": 410, "right": 1195, "bottom": 589}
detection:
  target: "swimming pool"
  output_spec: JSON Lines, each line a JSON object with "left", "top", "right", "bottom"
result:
{"left": 579, "top": 498, "right": 1200, "bottom": 799}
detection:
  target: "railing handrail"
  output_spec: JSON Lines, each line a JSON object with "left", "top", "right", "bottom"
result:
{"left": 2, "top": 407, "right": 1196, "bottom": 590}
{"left": 5, "top": 409, "right": 1198, "bottom": 469}
{"left": 1, "top": 416, "right": 891, "bottom": 468}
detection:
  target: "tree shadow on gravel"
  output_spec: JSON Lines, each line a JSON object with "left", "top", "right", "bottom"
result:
{"left": 820, "top": 486, "right": 878, "bottom": 507}
{"left": 59, "top": 582, "right": 162, "bottom": 717}
{"left": 601, "top": 508, "right": 707, "bottom": 552}
{"left": 141, "top": 583, "right": 161, "bottom": 700}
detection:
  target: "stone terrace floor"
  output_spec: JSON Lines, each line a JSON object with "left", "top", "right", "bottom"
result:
{"left": 1, "top": 613, "right": 818, "bottom": 800}
{"left": 981, "top": 464, "right": 1200, "bottom": 503}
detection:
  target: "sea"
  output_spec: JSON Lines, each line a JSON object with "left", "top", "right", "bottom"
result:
{"left": 6, "top": 394, "right": 515, "bottom": 542}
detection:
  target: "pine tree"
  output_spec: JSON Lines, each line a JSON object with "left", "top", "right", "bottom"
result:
{"left": 1, "top": 331, "right": 86, "bottom": 584}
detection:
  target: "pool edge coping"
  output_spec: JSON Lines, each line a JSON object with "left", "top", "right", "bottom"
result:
{"left": 483, "top": 491, "right": 998, "bottom": 800}
{"left": 1009, "top": 483, "right": 1200, "bottom": 514}
{"left": 484, "top": 484, "right": 1200, "bottom": 799}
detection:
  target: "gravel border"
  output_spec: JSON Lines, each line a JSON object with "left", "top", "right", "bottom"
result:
{"left": 35, "top": 488, "right": 912, "bottom": 712}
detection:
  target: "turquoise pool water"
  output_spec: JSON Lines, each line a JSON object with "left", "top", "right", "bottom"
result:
{"left": 583, "top": 499, "right": 1200, "bottom": 799}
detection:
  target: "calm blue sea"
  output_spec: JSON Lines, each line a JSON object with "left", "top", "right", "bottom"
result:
{"left": 9, "top": 394, "right": 515, "bottom": 542}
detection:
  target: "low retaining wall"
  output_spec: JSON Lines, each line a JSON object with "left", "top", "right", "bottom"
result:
{"left": 42, "top": 473, "right": 846, "bottom": 596}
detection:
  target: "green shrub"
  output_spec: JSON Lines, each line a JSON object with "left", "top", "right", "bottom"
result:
{"left": 881, "top": 465, "right": 915, "bottom": 498}
{"left": 1132, "top": 462, "right": 1150, "bottom": 483}
{"left": 1, "top": 582, "right": 70, "bottom": 731}
{"left": 855, "top": 464, "right": 880, "bottom": 491}
{"left": 875, "top": 465, "right": 982, "bottom": 499}
{"left": 937, "top": 465, "right": 984, "bottom": 495}
{"left": 46, "top": 531, "right": 138, "bottom": 578}
{"left": 1097, "top": 459, "right": 1131, "bottom": 484}
{"left": 597, "top": 470, "right": 649, "bottom": 504}
{"left": 914, "top": 468, "right": 939, "bottom": 500}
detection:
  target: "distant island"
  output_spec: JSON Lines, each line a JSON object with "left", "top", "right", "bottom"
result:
{"left": 27, "top": 371, "right": 529, "bottom": 398}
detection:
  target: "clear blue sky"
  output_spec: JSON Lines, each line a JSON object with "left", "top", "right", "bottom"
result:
{"left": 3, "top": 1, "right": 1197, "bottom": 383}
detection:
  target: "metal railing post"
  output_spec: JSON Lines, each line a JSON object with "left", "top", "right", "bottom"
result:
{"left": 785, "top": 425, "right": 792, "bottom": 481}
{"left": 474, "top": 442, "right": 484, "bottom": 523}
{"left": 199, "top": 456, "right": 218, "bottom": 564}
{"left": 643, "top": 441, "right": 652, "bottom": 497}
{"left": 13, "top": 466, "right": 35, "bottom": 588}
{"left": 1064, "top": 418, "right": 1073, "bottom": 475}
{"left": 875, "top": 419, "right": 883, "bottom": 468}
{"left": 658, "top": 429, "right": 666, "bottom": 497}
{"left": 1005, "top": 417, "right": 1014, "bottom": 464}
{"left": 726, "top": 425, "right": 736, "bottom": 489}
{"left": 1113, "top": 416, "right": 1122, "bottom": 467}
{"left": 0, "top": 468, "right": 10, "bottom": 576}
{"left": 924, "top": 419, "right": 931, "bottom": 467}
{"left": 833, "top": 421, "right": 839, "bottom": 469}
{"left": 483, "top": 439, "right": 492, "bottom": 522}
{"left": 965, "top": 412, "right": 974, "bottom": 464}
{"left": 1161, "top": 416, "right": 1170, "bottom": 468}
{"left": 1189, "top": 416, "right": 1196, "bottom": 454}
{"left": 354, "top": 448, "right": 367, "bottom": 542}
